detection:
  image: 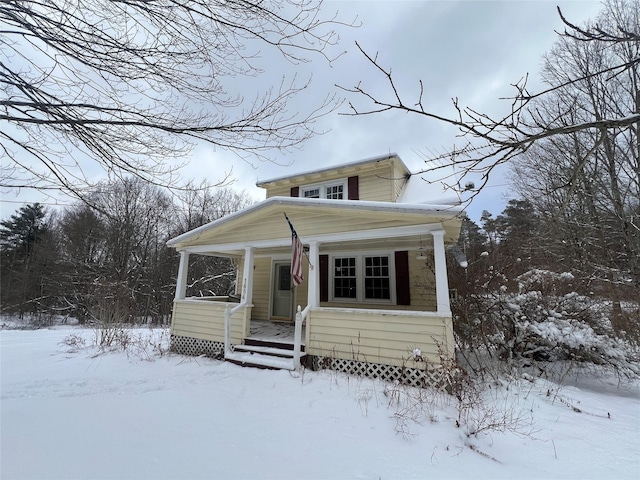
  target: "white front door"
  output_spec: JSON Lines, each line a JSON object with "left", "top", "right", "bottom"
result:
{"left": 272, "top": 262, "right": 293, "bottom": 320}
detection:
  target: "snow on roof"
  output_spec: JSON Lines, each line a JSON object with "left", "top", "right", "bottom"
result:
{"left": 397, "top": 172, "right": 461, "bottom": 206}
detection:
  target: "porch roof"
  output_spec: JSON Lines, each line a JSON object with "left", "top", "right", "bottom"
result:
{"left": 167, "top": 196, "right": 462, "bottom": 255}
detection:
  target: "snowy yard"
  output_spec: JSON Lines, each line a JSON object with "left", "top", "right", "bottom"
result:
{"left": 1, "top": 326, "right": 639, "bottom": 480}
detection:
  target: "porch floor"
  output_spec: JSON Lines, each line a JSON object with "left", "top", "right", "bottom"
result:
{"left": 248, "top": 320, "right": 303, "bottom": 345}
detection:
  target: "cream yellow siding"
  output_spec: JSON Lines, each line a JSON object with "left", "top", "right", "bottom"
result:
{"left": 408, "top": 254, "right": 437, "bottom": 310}
{"left": 170, "top": 299, "right": 248, "bottom": 344}
{"left": 356, "top": 168, "right": 394, "bottom": 202}
{"left": 308, "top": 303, "right": 435, "bottom": 314}
{"left": 293, "top": 267, "right": 309, "bottom": 313}
{"left": 306, "top": 308, "right": 454, "bottom": 365}
{"left": 248, "top": 257, "right": 271, "bottom": 320}
{"left": 393, "top": 162, "right": 410, "bottom": 200}
{"left": 260, "top": 155, "right": 409, "bottom": 202}
{"left": 265, "top": 184, "right": 293, "bottom": 198}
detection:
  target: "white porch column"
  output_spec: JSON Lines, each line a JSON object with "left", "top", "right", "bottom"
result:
{"left": 174, "top": 251, "right": 190, "bottom": 300}
{"left": 237, "top": 247, "right": 255, "bottom": 338}
{"left": 240, "top": 247, "right": 255, "bottom": 304}
{"left": 431, "top": 230, "right": 451, "bottom": 315}
{"left": 307, "top": 241, "right": 319, "bottom": 308}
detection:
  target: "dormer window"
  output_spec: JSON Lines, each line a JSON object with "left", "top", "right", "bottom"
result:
{"left": 301, "top": 180, "right": 346, "bottom": 200}
{"left": 325, "top": 184, "right": 344, "bottom": 199}
{"left": 303, "top": 187, "right": 320, "bottom": 198}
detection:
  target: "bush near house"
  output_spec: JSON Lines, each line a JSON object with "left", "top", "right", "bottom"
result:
{"left": 453, "top": 269, "right": 640, "bottom": 378}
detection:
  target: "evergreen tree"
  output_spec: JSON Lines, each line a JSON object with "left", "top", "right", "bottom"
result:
{"left": 494, "top": 199, "right": 540, "bottom": 270}
{"left": 0, "top": 203, "right": 47, "bottom": 254}
{"left": 0, "top": 203, "right": 59, "bottom": 319}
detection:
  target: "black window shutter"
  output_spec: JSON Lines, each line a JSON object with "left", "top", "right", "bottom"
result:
{"left": 290, "top": 186, "right": 299, "bottom": 197}
{"left": 395, "top": 251, "right": 410, "bottom": 305}
{"left": 319, "top": 254, "right": 329, "bottom": 302}
{"left": 347, "top": 176, "right": 359, "bottom": 200}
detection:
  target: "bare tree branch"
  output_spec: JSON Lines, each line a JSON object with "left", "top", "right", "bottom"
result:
{"left": 557, "top": 5, "right": 640, "bottom": 43}
{"left": 338, "top": 5, "right": 639, "bottom": 205}
{"left": 0, "top": 0, "right": 356, "bottom": 202}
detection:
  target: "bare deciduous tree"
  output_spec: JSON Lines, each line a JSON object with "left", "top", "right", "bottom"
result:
{"left": 339, "top": 0, "right": 639, "bottom": 200}
{"left": 1, "top": 0, "right": 352, "bottom": 201}
{"left": 511, "top": 0, "right": 640, "bottom": 289}
{"left": 172, "top": 183, "right": 254, "bottom": 299}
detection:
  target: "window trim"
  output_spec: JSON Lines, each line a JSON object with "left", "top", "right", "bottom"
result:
{"left": 329, "top": 251, "right": 396, "bottom": 304}
{"left": 301, "top": 178, "right": 347, "bottom": 200}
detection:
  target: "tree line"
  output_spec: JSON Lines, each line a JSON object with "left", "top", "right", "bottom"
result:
{"left": 0, "top": 179, "right": 252, "bottom": 325}
{"left": 449, "top": 194, "right": 638, "bottom": 374}
{"left": 441, "top": 0, "right": 639, "bottom": 366}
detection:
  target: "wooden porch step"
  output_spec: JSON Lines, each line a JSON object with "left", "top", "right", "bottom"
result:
{"left": 244, "top": 337, "right": 305, "bottom": 352}
{"left": 233, "top": 344, "right": 306, "bottom": 358}
{"left": 225, "top": 351, "right": 297, "bottom": 370}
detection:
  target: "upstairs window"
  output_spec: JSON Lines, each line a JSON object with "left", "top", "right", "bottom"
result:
{"left": 301, "top": 180, "right": 346, "bottom": 200}
{"left": 303, "top": 188, "right": 320, "bottom": 198}
{"left": 325, "top": 184, "right": 344, "bottom": 199}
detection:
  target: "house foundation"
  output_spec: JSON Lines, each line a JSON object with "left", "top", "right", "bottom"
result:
{"left": 308, "top": 355, "right": 452, "bottom": 390}
{"left": 170, "top": 334, "right": 224, "bottom": 358}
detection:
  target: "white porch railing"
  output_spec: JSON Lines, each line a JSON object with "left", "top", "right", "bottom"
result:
{"left": 224, "top": 301, "right": 249, "bottom": 356}
{"left": 293, "top": 305, "right": 310, "bottom": 370}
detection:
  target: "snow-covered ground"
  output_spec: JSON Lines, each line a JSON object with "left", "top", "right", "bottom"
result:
{"left": 1, "top": 326, "right": 639, "bottom": 479}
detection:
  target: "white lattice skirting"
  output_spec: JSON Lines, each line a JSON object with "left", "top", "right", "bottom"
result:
{"left": 170, "top": 335, "right": 450, "bottom": 390}
{"left": 310, "top": 355, "right": 451, "bottom": 390}
{"left": 171, "top": 335, "right": 224, "bottom": 358}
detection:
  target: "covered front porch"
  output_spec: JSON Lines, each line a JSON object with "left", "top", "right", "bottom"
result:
{"left": 168, "top": 197, "right": 461, "bottom": 383}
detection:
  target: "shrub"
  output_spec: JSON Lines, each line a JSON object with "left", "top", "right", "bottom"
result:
{"left": 453, "top": 269, "right": 640, "bottom": 379}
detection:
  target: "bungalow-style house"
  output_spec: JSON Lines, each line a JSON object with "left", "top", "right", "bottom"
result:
{"left": 167, "top": 153, "right": 463, "bottom": 387}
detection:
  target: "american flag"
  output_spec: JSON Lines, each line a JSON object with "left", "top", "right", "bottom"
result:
{"left": 284, "top": 213, "right": 303, "bottom": 287}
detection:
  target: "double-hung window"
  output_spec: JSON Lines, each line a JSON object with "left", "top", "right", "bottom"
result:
{"left": 331, "top": 253, "right": 394, "bottom": 303}
{"left": 333, "top": 257, "right": 357, "bottom": 298}
{"left": 325, "top": 184, "right": 344, "bottom": 199}
{"left": 364, "top": 256, "right": 391, "bottom": 300}
{"left": 301, "top": 180, "right": 346, "bottom": 200}
{"left": 303, "top": 187, "right": 320, "bottom": 198}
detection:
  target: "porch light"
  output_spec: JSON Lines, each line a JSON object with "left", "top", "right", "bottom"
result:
{"left": 450, "top": 246, "right": 468, "bottom": 268}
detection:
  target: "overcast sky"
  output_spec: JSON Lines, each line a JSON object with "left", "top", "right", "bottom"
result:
{"left": 184, "top": 0, "right": 603, "bottom": 222}
{"left": 1, "top": 0, "right": 603, "bottom": 222}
